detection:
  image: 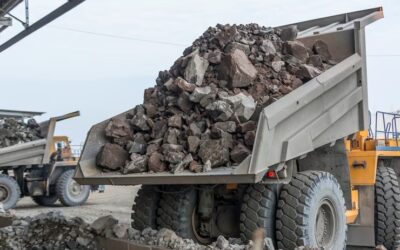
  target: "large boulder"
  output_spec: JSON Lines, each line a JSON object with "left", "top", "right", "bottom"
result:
{"left": 218, "top": 49, "right": 258, "bottom": 89}
{"left": 96, "top": 143, "right": 128, "bottom": 171}
{"left": 198, "top": 139, "right": 230, "bottom": 168}
{"left": 184, "top": 50, "right": 209, "bottom": 86}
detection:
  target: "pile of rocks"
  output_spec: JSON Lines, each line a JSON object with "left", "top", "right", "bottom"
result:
{"left": 0, "top": 212, "right": 274, "bottom": 250}
{"left": 96, "top": 23, "right": 336, "bottom": 174}
{"left": 0, "top": 212, "right": 98, "bottom": 250}
{"left": 0, "top": 118, "right": 42, "bottom": 148}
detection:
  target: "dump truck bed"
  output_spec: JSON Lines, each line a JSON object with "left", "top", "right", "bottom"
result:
{"left": 75, "top": 7, "right": 383, "bottom": 185}
{"left": 0, "top": 112, "right": 80, "bottom": 167}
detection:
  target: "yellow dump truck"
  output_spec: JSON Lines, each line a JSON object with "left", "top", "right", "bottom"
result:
{"left": 75, "top": 7, "right": 397, "bottom": 249}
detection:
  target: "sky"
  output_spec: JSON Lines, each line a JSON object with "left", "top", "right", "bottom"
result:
{"left": 0, "top": 0, "right": 398, "bottom": 144}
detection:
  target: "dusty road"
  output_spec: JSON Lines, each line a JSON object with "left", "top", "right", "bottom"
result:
{"left": 14, "top": 186, "right": 139, "bottom": 225}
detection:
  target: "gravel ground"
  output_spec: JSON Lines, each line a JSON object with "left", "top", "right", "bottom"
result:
{"left": 14, "top": 185, "right": 139, "bottom": 225}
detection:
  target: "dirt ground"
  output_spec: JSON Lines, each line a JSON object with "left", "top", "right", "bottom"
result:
{"left": 14, "top": 185, "right": 140, "bottom": 225}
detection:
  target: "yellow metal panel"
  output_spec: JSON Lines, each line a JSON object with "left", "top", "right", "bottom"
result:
{"left": 348, "top": 151, "right": 378, "bottom": 185}
{"left": 346, "top": 189, "right": 359, "bottom": 224}
{"left": 348, "top": 150, "right": 400, "bottom": 185}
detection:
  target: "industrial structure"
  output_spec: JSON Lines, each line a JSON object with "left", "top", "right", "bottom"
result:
{"left": 0, "top": 0, "right": 85, "bottom": 53}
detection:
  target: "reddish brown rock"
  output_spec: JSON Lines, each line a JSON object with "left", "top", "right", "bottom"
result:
{"left": 148, "top": 152, "right": 167, "bottom": 173}
{"left": 218, "top": 49, "right": 258, "bottom": 89}
{"left": 105, "top": 118, "right": 133, "bottom": 146}
{"left": 239, "top": 121, "right": 257, "bottom": 133}
{"left": 244, "top": 131, "right": 256, "bottom": 147}
{"left": 189, "top": 160, "right": 203, "bottom": 173}
{"left": 313, "top": 40, "right": 332, "bottom": 62}
{"left": 284, "top": 41, "right": 309, "bottom": 63}
{"left": 96, "top": 143, "right": 129, "bottom": 171}
{"left": 230, "top": 143, "right": 251, "bottom": 163}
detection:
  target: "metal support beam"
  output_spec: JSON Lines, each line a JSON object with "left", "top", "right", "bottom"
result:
{"left": 0, "top": 0, "right": 86, "bottom": 53}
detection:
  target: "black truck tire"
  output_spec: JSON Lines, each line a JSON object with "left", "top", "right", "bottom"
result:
{"left": 32, "top": 194, "right": 58, "bottom": 206}
{"left": 240, "top": 184, "right": 276, "bottom": 242}
{"left": 276, "top": 171, "right": 347, "bottom": 250}
{"left": 375, "top": 166, "right": 400, "bottom": 249}
{"left": 56, "top": 169, "right": 90, "bottom": 207}
{"left": 157, "top": 186, "right": 197, "bottom": 240}
{"left": 131, "top": 185, "right": 160, "bottom": 230}
{"left": 0, "top": 174, "right": 20, "bottom": 210}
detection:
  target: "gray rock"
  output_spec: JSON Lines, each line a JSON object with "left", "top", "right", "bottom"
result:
{"left": 151, "top": 120, "right": 168, "bottom": 139}
{"left": 164, "top": 128, "right": 180, "bottom": 144}
{"left": 123, "top": 154, "right": 148, "bottom": 174}
{"left": 91, "top": 215, "right": 118, "bottom": 234}
{"left": 164, "top": 78, "right": 177, "bottom": 92}
{"left": 214, "top": 121, "right": 237, "bottom": 133}
{"left": 168, "top": 115, "right": 182, "bottom": 128}
{"left": 189, "top": 86, "right": 212, "bottom": 103}
{"left": 127, "top": 133, "right": 147, "bottom": 155}
{"left": 206, "top": 100, "right": 234, "bottom": 122}
{"left": 202, "top": 160, "right": 212, "bottom": 172}
{"left": 309, "top": 55, "right": 323, "bottom": 68}
{"left": 199, "top": 93, "right": 217, "bottom": 108}
{"left": 218, "top": 49, "right": 258, "bottom": 89}
{"left": 174, "top": 77, "right": 196, "bottom": 93}
{"left": 298, "top": 64, "right": 322, "bottom": 79}
{"left": 189, "top": 123, "right": 202, "bottom": 137}
{"left": 216, "top": 25, "right": 238, "bottom": 48}
{"left": 171, "top": 154, "right": 193, "bottom": 173}
{"left": 216, "top": 235, "right": 230, "bottom": 249}
{"left": 184, "top": 50, "right": 209, "bottom": 86}
{"left": 198, "top": 139, "right": 230, "bottom": 168}
{"left": 131, "top": 113, "right": 150, "bottom": 132}
{"left": 260, "top": 39, "right": 276, "bottom": 55}
{"left": 280, "top": 25, "right": 298, "bottom": 41}
{"left": 113, "top": 224, "right": 128, "bottom": 239}
{"left": 271, "top": 61, "right": 285, "bottom": 72}
{"left": 177, "top": 92, "right": 193, "bottom": 113}
{"left": 221, "top": 93, "right": 256, "bottom": 122}
{"left": 188, "top": 136, "right": 201, "bottom": 154}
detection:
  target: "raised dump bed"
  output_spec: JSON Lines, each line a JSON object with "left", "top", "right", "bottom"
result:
{"left": 75, "top": 7, "right": 383, "bottom": 186}
{"left": 0, "top": 111, "right": 80, "bottom": 167}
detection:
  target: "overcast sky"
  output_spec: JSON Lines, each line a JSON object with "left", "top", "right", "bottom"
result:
{"left": 0, "top": 0, "right": 398, "bottom": 144}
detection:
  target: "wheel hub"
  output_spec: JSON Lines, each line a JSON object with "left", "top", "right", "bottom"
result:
{"left": 192, "top": 207, "right": 213, "bottom": 245}
{"left": 315, "top": 199, "right": 336, "bottom": 248}
{"left": 0, "top": 185, "right": 9, "bottom": 202}
{"left": 68, "top": 179, "right": 83, "bottom": 197}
